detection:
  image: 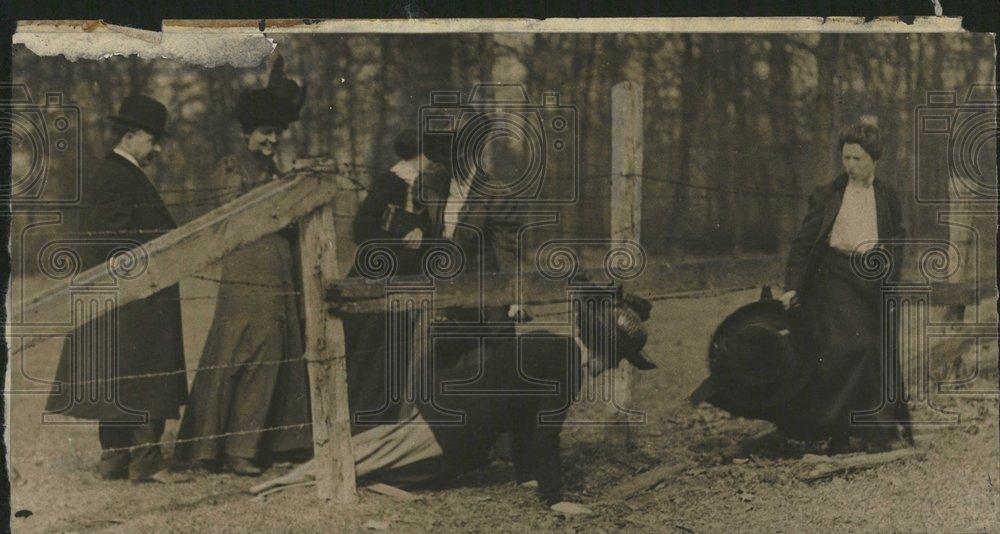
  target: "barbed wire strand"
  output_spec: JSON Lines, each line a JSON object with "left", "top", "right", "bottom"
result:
{"left": 11, "top": 283, "right": 768, "bottom": 466}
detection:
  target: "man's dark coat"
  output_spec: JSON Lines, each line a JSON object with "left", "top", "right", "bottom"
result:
{"left": 46, "top": 152, "right": 188, "bottom": 421}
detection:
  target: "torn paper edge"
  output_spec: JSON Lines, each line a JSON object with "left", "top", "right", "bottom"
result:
{"left": 12, "top": 17, "right": 973, "bottom": 66}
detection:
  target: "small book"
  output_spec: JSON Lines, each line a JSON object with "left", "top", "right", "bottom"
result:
{"left": 380, "top": 204, "right": 425, "bottom": 237}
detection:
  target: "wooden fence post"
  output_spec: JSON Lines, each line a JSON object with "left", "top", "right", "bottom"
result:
{"left": 300, "top": 204, "right": 357, "bottom": 502}
{"left": 608, "top": 81, "right": 643, "bottom": 448}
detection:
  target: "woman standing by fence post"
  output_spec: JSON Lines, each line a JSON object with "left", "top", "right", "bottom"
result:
{"left": 781, "top": 122, "right": 912, "bottom": 454}
{"left": 175, "top": 57, "right": 312, "bottom": 476}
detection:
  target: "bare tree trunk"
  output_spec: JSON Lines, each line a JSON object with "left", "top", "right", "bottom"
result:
{"left": 672, "top": 35, "right": 697, "bottom": 257}
{"left": 768, "top": 36, "right": 798, "bottom": 255}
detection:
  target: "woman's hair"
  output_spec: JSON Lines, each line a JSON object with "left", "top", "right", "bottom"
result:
{"left": 838, "top": 122, "right": 884, "bottom": 161}
{"left": 393, "top": 129, "right": 419, "bottom": 160}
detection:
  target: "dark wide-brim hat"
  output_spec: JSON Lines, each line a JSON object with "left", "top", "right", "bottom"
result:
{"left": 701, "top": 299, "right": 813, "bottom": 417}
{"left": 235, "top": 88, "right": 302, "bottom": 131}
{"left": 582, "top": 297, "right": 657, "bottom": 372}
{"left": 235, "top": 55, "right": 307, "bottom": 131}
{"left": 107, "top": 94, "right": 171, "bottom": 137}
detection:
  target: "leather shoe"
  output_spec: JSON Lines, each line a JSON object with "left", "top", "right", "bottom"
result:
{"left": 223, "top": 457, "right": 262, "bottom": 476}
{"left": 132, "top": 469, "right": 193, "bottom": 484}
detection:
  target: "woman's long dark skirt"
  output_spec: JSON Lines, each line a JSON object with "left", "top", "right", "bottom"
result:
{"left": 782, "top": 249, "right": 905, "bottom": 445}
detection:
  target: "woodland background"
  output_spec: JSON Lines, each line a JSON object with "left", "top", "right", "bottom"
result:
{"left": 10, "top": 32, "right": 997, "bottom": 275}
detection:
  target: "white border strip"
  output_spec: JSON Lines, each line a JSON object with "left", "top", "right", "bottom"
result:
{"left": 18, "top": 17, "right": 968, "bottom": 35}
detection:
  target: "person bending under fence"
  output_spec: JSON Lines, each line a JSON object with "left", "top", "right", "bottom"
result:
{"left": 251, "top": 293, "right": 656, "bottom": 513}
{"left": 174, "top": 56, "right": 312, "bottom": 476}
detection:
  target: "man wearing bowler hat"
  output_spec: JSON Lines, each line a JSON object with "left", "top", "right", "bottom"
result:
{"left": 45, "top": 94, "right": 190, "bottom": 483}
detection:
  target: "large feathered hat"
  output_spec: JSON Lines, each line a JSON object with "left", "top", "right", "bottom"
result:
{"left": 692, "top": 294, "right": 813, "bottom": 420}
{"left": 235, "top": 55, "right": 307, "bottom": 132}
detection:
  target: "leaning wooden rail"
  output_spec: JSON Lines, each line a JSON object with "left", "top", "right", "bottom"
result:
{"left": 15, "top": 170, "right": 346, "bottom": 347}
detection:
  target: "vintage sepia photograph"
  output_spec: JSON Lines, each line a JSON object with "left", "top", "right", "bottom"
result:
{"left": 3, "top": 19, "right": 998, "bottom": 532}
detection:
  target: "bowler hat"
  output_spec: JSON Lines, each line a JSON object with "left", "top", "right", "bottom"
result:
{"left": 704, "top": 299, "right": 813, "bottom": 418}
{"left": 107, "top": 94, "right": 171, "bottom": 137}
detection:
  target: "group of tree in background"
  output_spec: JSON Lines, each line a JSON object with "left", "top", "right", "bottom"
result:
{"left": 10, "top": 33, "right": 995, "bottom": 275}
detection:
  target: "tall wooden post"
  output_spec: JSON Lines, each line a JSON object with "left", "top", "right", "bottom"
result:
{"left": 608, "top": 81, "right": 643, "bottom": 448}
{"left": 300, "top": 205, "right": 357, "bottom": 502}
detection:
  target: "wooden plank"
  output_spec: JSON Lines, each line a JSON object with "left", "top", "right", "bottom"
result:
{"left": 608, "top": 81, "right": 643, "bottom": 448}
{"left": 327, "top": 256, "right": 787, "bottom": 314}
{"left": 15, "top": 171, "right": 347, "bottom": 351}
{"left": 603, "top": 459, "right": 697, "bottom": 501}
{"left": 798, "top": 448, "right": 926, "bottom": 482}
{"left": 300, "top": 205, "right": 357, "bottom": 503}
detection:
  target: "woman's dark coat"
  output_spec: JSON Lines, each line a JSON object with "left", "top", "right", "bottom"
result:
{"left": 345, "top": 168, "right": 433, "bottom": 431}
{"left": 175, "top": 146, "right": 312, "bottom": 462}
{"left": 785, "top": 173, "right": 906, "bottom": 295}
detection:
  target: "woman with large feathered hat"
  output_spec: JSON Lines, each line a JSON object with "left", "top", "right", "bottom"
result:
{"left": 175, "top": 56, "right": 312, "bottom": 476}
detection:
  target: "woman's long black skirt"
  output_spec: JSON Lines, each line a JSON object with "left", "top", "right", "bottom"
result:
{"left": 782, "top": 249, "right": 906, "bottom": 444}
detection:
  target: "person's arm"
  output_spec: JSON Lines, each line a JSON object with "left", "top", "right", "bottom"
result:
{"left": 83, "top": 166, "right": 135, "bottom": 271}
{"left": 352, "top": 174, "right": 394, "bottom": 245}
{"left": 783, "top": 185, "right": 826, "bottom": 302}
{"left": 887, "top": 184, "right": 907, "bottom": 282}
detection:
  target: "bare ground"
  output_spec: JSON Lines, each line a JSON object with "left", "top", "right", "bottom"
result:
{"left": 8, "top": 283, "right": 999, "bottom": 533}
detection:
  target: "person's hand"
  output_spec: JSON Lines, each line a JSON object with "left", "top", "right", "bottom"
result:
{"left": 403, "top": 228, "right": 423, "bottom": 250}
{"left": 549, "top": 501, "right": 593, "bottom": 515}
{"left": 507, "top": 304, "right": 533, "bottom": 323}
{"left": 780, "top": 290, "right": 798, "bottom": 310}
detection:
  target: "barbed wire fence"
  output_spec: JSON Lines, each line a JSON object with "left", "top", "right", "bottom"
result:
{"left": 7, "top": 155, "right": 802, "bottom": 476}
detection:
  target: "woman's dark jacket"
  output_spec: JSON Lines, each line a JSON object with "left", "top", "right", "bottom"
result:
{"left": 784, "top": 173, "right": 906, "bottom": 295}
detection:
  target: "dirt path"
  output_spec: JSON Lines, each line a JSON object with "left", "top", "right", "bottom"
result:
{"left": 9, "top": 288, "right": 999, "bottom": 532}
